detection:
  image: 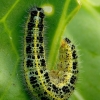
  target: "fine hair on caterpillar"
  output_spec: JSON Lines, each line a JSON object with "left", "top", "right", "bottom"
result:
{"left": 23, "top": 6, "right": 78, "bottom": 100}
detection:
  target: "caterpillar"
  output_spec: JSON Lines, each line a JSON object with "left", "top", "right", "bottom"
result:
{"left": 23, "top": 7, "right": 78, "bottom": 100}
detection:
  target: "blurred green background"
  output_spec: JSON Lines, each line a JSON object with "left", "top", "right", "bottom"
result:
{"left": 0, "top": 0, "right": 100, "bottom": 100}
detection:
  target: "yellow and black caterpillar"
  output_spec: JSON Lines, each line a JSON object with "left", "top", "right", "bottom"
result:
{"left": 23, "top": 7, "right": 78, "bottom": 100}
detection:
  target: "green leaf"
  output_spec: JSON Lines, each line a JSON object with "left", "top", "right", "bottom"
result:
{"left": 47, "top": 0, "right": 81, "bottom": 70}
{"left": 66, "top": 0, "right": 100, "bottom": 100}
{"left": 0, "top": 0, "right": 93, "bottom": 100}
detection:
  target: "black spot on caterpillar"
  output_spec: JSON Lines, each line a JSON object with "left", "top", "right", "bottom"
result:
{"left": 23, "top": 7, "right": 78, "bottom": 100}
